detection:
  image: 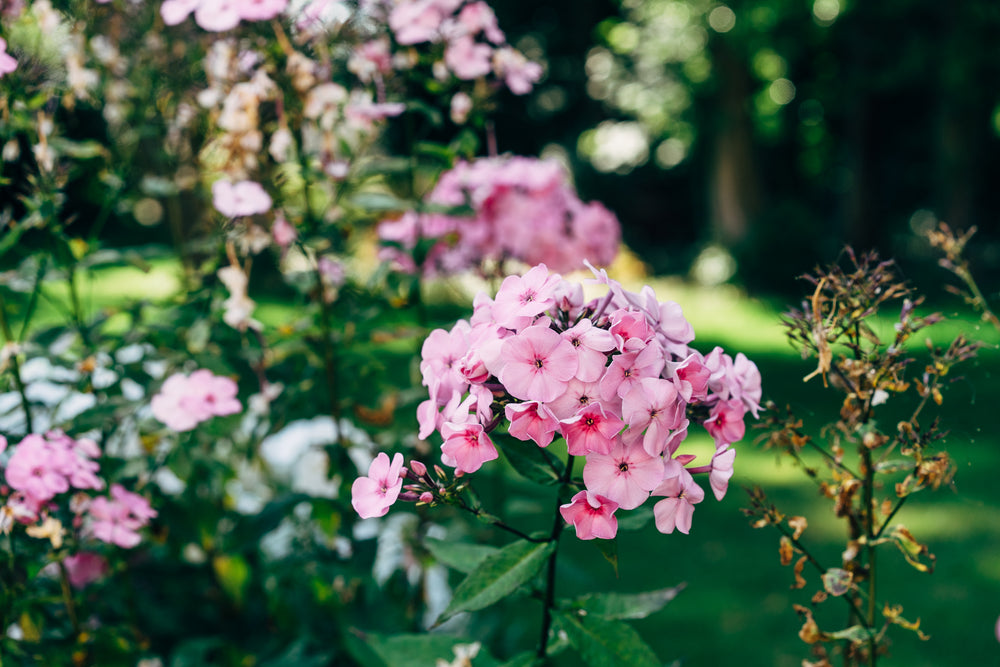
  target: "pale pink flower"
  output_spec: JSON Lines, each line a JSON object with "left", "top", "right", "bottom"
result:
{"left": 609, "top": 309, "right": 655, "bottom": 352}
{"left": 238, "top": 0, "right": 289, "bottom": 21}
{"left": 454, "top": 2, "right": 504, "bottom": 42}
{"left": 492, "top": 47, "right": 542, "bottom": 94}
{"left": 195, "top": 0, "right": 242, "bottom": 31}
{"left": 708, "top": 446, "right": 736, "bottom": 501}
{"left": 498, "top": 325, "right": 577, "bottom": 403}
{"left": 562, "top": 319, "right": 615, "bottom": 382}
{"left": 351, "top": 452, "right": 405, "bottom": 519}
{"left": 4, "top": 435, "right": 70, "bottom": 504}
{"left": 505, "top": 401, "right": 560, "bottom": 448}
{"left": 63, "top": 552, "right": 109, "bottom": 589}
{"left": 559, "top": 490, "right": 618, "bottom": 540}
{"left": 389, "top": 0, "right": 447, "bottom": 45}
{"left": 0, "top": 38, "right": 17, "bottom": 78}
{"left": 151, "top": 370, "right": 242, "bottom": 432}
{"left": 652, "top": 463, "right": 704, "bottom": 535}
{"left": 272, "top": 213, "right": 297, "bottom": 249}
{"left": 665, "top": 351, "right": 711, "bottom": 403}
{"left": 445, "top": 35, "right": 494, "bottom": 80}
{"left": 212, "top": 180, "right": 272, "bottom": 217}
{"left": 492, "top": 264, "right": 561, "bottom": 331}
{"left": 450, "top": 91, "right": 473, "bottom": 124}
{"left": 703, "top": 398, "right": 746, "bottom": 447}
{"left": 440, "top": 421, "right": 498, "bottom": 473}
{"left": 546, "top": 378, "right": 605, "bottom": 421}
{"left": 599, "top": 343, "right": 664, "bottom": 402}
{"left": 160, "top": 0, "right": 200, "bottom": 25}
{"left": 88, "top": 485, "right": 156, "bottom": 549}
{"left": 622, "top": 378, "right": 684, "bottom": 456}
{"left": 560, "top": 403, "right": 624, "bottom": 456}
{"left": 583, "top": 437, "right": 664, "bottom": 510}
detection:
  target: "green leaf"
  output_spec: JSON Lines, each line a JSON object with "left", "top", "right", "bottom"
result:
{"left": 359, "top": 633, "right": 500, "bottom": 667}
{"left": 49, "top": 137, "right": 107, "bottom": 160}
{"left": 553, "top": 611, "right": 661, "bottom": 667}
{"left": 566, "top": 584, "right": 685, "bottom": 620}
{"left": 615, "top": 505, "right": 653, "bottom": 532}
{"left": 438, "top": 539, "right": 555, "bottom": 622}
{"left": 351, "top": 191, "right": 412, "bottom": 212}
{"left": 499, "top": 437, "right": 563, "bottom": 485}
{"left": 424, "top": 537, "right": 500, "bottom": 574}
{"left": 499, "top": 652, "right": 540, "bottom": 667}
{"left": 212, "top": 554, "right": 250, "bottom": 605}
{"left": 591, "top": 538, "right": 618, "bottom": 577}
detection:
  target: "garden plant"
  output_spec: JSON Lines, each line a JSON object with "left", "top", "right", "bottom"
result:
{"left": 1, "top": 1, "right": 998, "bottom": 667}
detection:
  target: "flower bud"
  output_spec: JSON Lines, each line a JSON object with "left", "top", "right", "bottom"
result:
{"left": 409, "top": 460, "right": 428, "bottom": 478}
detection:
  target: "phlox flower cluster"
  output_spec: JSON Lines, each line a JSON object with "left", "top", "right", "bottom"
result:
{"left": 151, "top": 369, "right": 242, "bottom": 432}
{"left": 0, "top": 432, "right": 157, "bottom": 554}
{"left": 380, "top": 0, "right": 542, "bottom": 94}
{"left": 352, "top": 263, "right": 761, "bottom": 539}
{"left": 378, "top": 157, "right": 621, "bottom": 276}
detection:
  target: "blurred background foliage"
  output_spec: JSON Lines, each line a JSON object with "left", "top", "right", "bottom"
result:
{"left": 490, "top": 0, "right": 1000, "bottom": 294}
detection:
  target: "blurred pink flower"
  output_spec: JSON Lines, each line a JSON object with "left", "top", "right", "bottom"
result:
{"left": 0, "top": 38, "right": 17, "bottom": 78}
{"left": 87, "top": 484, "right": 157, "bottom": 549}
{"left": 351, "top": 452, "right": 405, "bottom": 519}
{"left": 63, "top": 552, "right": 109, "bottom": 589}
{"left": 212, "top": 180, "right": 272, "bottom": 217}
{"left": 151, "top": 369, "right": 242, "bottom": 432}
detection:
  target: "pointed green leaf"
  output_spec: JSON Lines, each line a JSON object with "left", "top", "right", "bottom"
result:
{"left": 439, "top": 539, "right": 555, "bottom": 622}
{"left": 591, "top": 538, "right": 619, "bottom": 577}
{"left": 615, "top": 505, "right": 653, "bottom": 532}
{"left": 554, "top": 611, "right": 660, "bottom": 667}
{"left": 565, "top": 584, "right": 685, "bottom": 620}
{"left": 359, "top": 633, "right": 500, "bottom": 667}
{"left": 826, "top": 625, "right": 870, "bottom": 644}
{"left": 499, "top": 437, "right": 563, "bottom": 485}
{"left": 499, "top": 652, "right": 540, "bottom": 667}
{"left": 424, "top": 537, "right": 499, "bottom": 574}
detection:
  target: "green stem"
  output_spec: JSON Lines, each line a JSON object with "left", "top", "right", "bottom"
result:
{"left": 537, "top": 454, "right": 575, "bottom": 661}
{"left": 0, "top": 289, "right": 33, "bottom": 434}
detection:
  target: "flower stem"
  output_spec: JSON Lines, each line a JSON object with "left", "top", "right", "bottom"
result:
{"left": 0, "top": 289, "right": 33, "bottom": 434}
{"left": 537, "top": 453, "right": 575, "bottom": 661}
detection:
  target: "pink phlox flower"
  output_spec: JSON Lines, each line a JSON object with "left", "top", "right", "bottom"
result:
{"left": 4, "top": 435, "right": 70, "bottom": 504}
{"left": 212, "top": 180, "right": 272, "bottom": 217}
{"left": 703, "top": 347, "right": 731, "bottom": 398}
{"left": 704, "top": 398, "right": 747, "bottom": 447}
{"left": 559, "top": 490, "right": 618, "bottom": 540}
{"left": 609, "top": 309, "right": 655, "bottom": 352}
{"left": 652, "top": 461, "right": 704, "bottom": 535}
{"left": 195, "top": 0, "right": 242, "bottom": 31}
{"left": 349, "top": 39, "right": 393, "bottom": 82}
{"left": 238, "top": 0, "right": 289, "bottom": 21}
{"left": 151, "top": 370, "right": 242, "bottom": 432}
{"left": 708, "top": 446, "right": 736, "bottom": 501}
{"left": 560, "top": 403, "right": 624, "bottom": 456}
{"left": 0, "top": 38, "right": 17, "bottom": 77}
{"left": 498, "top": 325, "right": 577, "bottom": 403}
{"left": 160, "top": 0, "right": 200, "bottom": 25}
{"left": 569, "top": 200, "right": 620, "bottom": 268}
{"left": 665, "top": 351, "right": 711, "bottom": 403}
{"left": 622, "top": 378, "right": 685, "bottom": 456}
{"left": 726, "top": 352, "right": 763, "bottom": 418}
{"left": 660, "top": 418, "right": 690, "bottom": 457}
{"left": 469, "top": 383, "right": 495, "bottom": 424}
{"left": 655, "top": 301, "right": 696, "bottom": 357}
{"left": 63, "top": 552, "right": 109, "bottom": 589}
{"left": 351, "top": 452, "right": 405, "bottom": 519}
{"left": 440, "top": 421, "right": 498, "bottom": 473}
{"left": 582, "top": 437, "right": 664, "bottom": 510}
{"left": 599, "top": 342, "right": 664, "bottom": 402}
{"left": 110, "top": 484, "right": 158, "bottom": 523}
{"left": 546, "top": 377, "right": 607, "bottom": 421}
{"left": 492, "top": 46, "right": 543, "bottom": 95}
{"left": 421, "top": 321, "right": 472, "bottom": 390}
{"left": 562, "top": 319, "right": 615, "bottom": 382}
{"left": 272, "top": 213, "right": 298, "bottom": 250}
{"left": 492, "top": 264, "right": 561, "bottom": 331}
{"left": 505, "top": 401, "right": 560, "bottom": 447}
{"left": 452, "top": 1, "right": 504, "bottom": 43}
{"left": 389, "top": 0, "right": 448, "bottom": 44}
{"left": 87, "top": 491, "right": 150, "bottom": 549}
